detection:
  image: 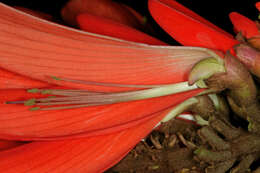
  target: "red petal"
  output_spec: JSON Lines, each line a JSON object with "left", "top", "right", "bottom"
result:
{"left": 256, "top": 2, "right": 260, "bottom": 12}
{"left": 0, "top": 88, "right": 201, "bottom": 140}
{"left": 77, "top": 13, "right": 166, "bottom": 45}
{"left": 148, "top": 0, "right": 238, "bottom": 51}
{"left": 0, "top": 3, "right": 210, "bottom": 92}
{"left": 229, "top": 12, "right": 259, "bottom": 38}
{"left": 0, "top": 110, "right": 167, "bottom": 172}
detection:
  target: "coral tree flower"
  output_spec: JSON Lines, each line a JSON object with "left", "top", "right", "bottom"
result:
{"left": 0, "top": 0, "right": 211, "bottom": 140}
{"left": 0, "top": 0, "right": 257, "bottom": 172}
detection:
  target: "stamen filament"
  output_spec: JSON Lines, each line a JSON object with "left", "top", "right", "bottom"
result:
{"left": 161, "top": 97, "right": 199, "bottom": 122}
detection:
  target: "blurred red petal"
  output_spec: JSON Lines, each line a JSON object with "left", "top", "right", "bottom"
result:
{"left": 148, "top": 0, "right": 238, "bottom": 51}
{"left": 256, "top": 2, "right": 260, "bottom": 12}
{"left": 77, "top": 13, "right": 166, "bottom": 45}
{"left": 61, "top": 0, "right": 143, "bottom": 29}
{"left": 229, "top": 12, "right": 259, "bottom": 38}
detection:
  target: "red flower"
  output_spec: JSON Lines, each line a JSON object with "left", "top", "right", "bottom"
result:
{"left": 0, "top": 0, "right": 258, "bottom": 172}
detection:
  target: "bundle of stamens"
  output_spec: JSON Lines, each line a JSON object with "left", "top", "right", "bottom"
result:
{"left": 8, "top": 81, "right": 199, "bottom": 111}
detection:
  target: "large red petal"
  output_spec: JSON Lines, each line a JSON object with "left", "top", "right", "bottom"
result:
{"left": 148, "top": 0, "right": 238, "bottom": 51}
{"left": 229, "top": 12, "right": 259, "bottom": 38}
{"left": 0, "top": 3, "right": 210, "bottom": 92}
{"left": 0, "top": 110, "right": 167, "bottom": 173}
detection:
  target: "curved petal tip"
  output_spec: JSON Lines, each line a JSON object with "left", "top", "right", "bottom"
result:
{"left": 229, "top": 12, "right": 259, "bottom": 38}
